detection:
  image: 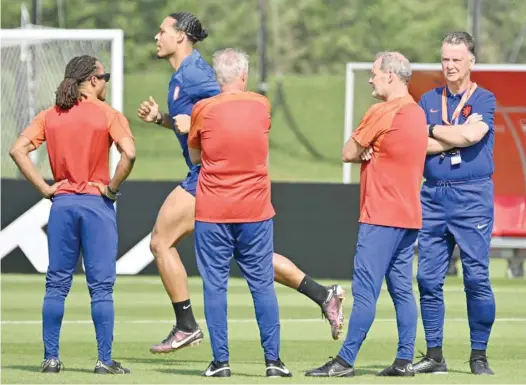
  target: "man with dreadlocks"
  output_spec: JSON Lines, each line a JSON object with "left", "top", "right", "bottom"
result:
{"left": 137, "top": 11, "right": 345, "bottom": 354}
{"left": 10, "top": 55, "right": 135, "bottom": 375}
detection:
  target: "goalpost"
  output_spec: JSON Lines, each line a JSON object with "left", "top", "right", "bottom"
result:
{"left": 342, "top": 62, "right": 526, "bottom": 185}
{"left": 0, "top": 28, "right": 124, "bottom": 179}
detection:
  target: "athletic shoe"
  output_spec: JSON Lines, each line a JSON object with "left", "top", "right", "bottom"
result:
{"left": 94, "top": 360, "right": 130, "bottom": 374}
{"left": 266, "top": 359, "right": 292, "bottom": 377}
{"left": 150, "top": 326, "right": 203, "bottom": 354}
{"left": 377, "top": 361, "right": 415, "bottom": 377}
{"left": 41, "top": 358, "right": 63, "bottom": 373}
{"left": 470, "top": 357, "right": 494, "bottom": 375}
{"left": 202, "top": 361, "right": 231, "bottom": 377}
{"left": 305, "top": 357, "right": 354, "bottom": 377}
{"left": 412, "top": 354, "right": 448, "bottom": 374}
{"left": 321, "top": 284, "right": 345, "bottom": 340}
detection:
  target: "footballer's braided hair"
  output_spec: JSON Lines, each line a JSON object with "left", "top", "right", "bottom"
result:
{"left": 169, "top": 12, "right": 208, "bottom": 43}
{"left": 55, "top": 55, "right": 98, "bottom": 110}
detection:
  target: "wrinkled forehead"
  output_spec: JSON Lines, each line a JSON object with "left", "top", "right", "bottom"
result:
{"left": 441, "top": 43, "right": 471, "bottom": 58}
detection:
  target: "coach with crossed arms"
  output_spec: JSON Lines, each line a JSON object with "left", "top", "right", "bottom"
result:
{"left": 413, "top": 31, "right": 496, "bottom": 376}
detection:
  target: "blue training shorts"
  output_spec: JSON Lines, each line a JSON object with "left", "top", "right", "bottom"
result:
{"left": 179, "top": 165, "right": 200, "bottom": 197}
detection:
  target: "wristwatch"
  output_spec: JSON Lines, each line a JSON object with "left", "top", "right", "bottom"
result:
{"left": 105, "top": 185, "right": 119, "bottom": 201}
{"left": 154, "top": 112, "right": 163, "bottom": 125}
{"left": 428, "top": 124, "right": 436, "bottom": 138}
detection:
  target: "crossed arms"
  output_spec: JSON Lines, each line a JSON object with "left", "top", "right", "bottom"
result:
{"left": 426, "top": 113, "right": 489, "bottom": 155}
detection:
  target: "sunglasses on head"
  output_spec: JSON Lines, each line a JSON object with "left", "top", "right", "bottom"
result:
{"left": 94, "top": 73, "right": 111, "bottom": 82}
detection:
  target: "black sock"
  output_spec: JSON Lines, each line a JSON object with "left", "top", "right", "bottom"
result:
{"left": 427, "top": 346, "right": 443, "bottom": 362}
{"left": 394, "top": 358, "right": 411, "bottom": 367}
{"left": 173, "top": 300, "right": 198, "bottom": 332}
{"left": 470, "top": 349, "right": 486, "bottom": 360}
{"left": 335, "top": 355, "right": 352, "bottom": 368}
{"left": 297, "top": 276, "right": 328, "bottom": 306}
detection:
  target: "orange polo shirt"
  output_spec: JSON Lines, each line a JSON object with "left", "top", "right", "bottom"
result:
{"left": 21, "top": 98, "right": 133, "bottom": 196}
{"left": 188, "top": 91, "right": 275, "bottom": 223}
{"left": 352, "top": 95, "right": 427, "bottom": 229}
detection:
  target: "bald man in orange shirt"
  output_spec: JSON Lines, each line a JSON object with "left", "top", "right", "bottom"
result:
{"left": 306, "top": 52, "right": 428, "bottom": 377}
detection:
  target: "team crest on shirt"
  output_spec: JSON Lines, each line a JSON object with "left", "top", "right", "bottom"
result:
{"left": 462, "top": 105, "right": 472, "bottom": 118}
{"left": 173, "top": 86, "right": 180, "bottom": 101}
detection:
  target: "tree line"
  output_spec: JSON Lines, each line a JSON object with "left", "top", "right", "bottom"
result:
{"left": 2, "top": 0, "right": 525, "bottom": 74}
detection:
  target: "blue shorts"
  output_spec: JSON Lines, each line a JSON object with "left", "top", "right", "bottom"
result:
{"left": 179, "top": 165, "right": 200, "bottom": 197}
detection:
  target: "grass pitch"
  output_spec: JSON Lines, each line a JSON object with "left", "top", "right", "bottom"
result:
{"left": 2, "top": 259, "right": 525, "bottom": 383}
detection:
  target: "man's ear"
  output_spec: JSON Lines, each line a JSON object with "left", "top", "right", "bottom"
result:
{"left": 469, "top": 54, "right": 476, "bottom": 70}
{"left": 176, "top": 30, "right": 185, "bottom": 44}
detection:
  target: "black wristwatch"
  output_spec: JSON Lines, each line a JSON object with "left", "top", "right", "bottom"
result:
{"left": 428, "top": 124, "right": 436, "bottom": 138}
{"left": 107, "top": 185, "right": 119, "bottom": 195}
{"left": 105, "top": 185, "right": 119, "bottom": 201}
{"left": 154, "top": 112, "right": 164, "bottom": 125}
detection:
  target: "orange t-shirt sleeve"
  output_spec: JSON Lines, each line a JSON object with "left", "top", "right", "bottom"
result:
{"left": 109, "top": 112, "right": 133, "bottom": 143}
{"left": 188, "top": 102, "right": 207, "bottom": 150}
{"left": 262, "top": 96, "right": 272, "bottom": 129}
{"left": 351, "top": 104, "right": 385, "bottom": 148}
{"left": 21, "top": 110, "right": 47, "bottom": 149}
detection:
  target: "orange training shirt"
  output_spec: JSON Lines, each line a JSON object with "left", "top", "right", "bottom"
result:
{"left": 21, "top": 98, "right": 133, "bottom": 196}
{"left": 188, "top": 91, "right": 275, "bottom": 223}
{"left": 352, "top": 95, "right": 427, "bottom": 229}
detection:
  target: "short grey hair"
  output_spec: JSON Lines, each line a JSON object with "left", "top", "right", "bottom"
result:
{"left": 212, "top": 48, "right": 249, "bottom": 86}
{"left": 443, "top": 31, "right": 476, "bottom": 57}
{"left": 375, "top": 51, "right": 412, "bottom": 85}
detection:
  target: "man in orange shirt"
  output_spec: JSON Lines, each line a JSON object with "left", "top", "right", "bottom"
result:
{"left": 136, "top": 12, "right": 344, "bottom": 353}
{"left": 187, "top": 48, "right": 291, "bottom": 378}
{"left": 306, "top": 52, "right": 428, "bottom": 377}
{"left": 9, "top": 55, "right": 135, "bottom": 375}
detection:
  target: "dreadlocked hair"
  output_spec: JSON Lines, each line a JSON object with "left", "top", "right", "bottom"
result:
{"left": 170, "top": 12, "right": 208, "bottom": 43}
{"left": 55, "top": 55, "right": 98, "bottom": 110}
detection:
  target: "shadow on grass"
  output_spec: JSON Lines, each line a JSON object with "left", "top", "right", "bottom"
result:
{"left": 4, "top": 364, "right": 93, "bottom": 374}
{"left": 119, "top": 357, "right": 210, "bottom": 366}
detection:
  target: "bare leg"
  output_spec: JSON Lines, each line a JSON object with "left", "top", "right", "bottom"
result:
{"left": 149, "top": 186, "right": 203, "bottom": 353}
{"left": 273, "top": 253, "right": 305, "bottom": 289}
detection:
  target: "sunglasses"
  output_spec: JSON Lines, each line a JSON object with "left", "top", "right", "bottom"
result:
{"left": 94, "top": 73, "right": 111, "bottom": 82}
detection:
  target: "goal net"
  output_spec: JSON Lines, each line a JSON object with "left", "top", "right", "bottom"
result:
{"left": 342, "top": 62, "right": 526, "bottom": 196}
{"left": 0, "top": 28, "right": 124, "bottom": 179}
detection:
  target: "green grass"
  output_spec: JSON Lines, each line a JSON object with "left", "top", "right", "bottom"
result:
{"left": 2, "top": 71, "right": 375, "bottom": 182}
{"left": 2, "top": 259, "right": 526, "bottom": 383}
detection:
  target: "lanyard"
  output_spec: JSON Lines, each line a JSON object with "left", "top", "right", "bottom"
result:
{"left": 441, "top": 82, "right": 477, "bottom": 125}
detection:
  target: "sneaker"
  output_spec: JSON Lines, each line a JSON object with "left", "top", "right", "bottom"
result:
{"left": 412, "top": 354, "right": 448, "bottom": 374}
{"left": 150, "top": 325, "right": 203, "bottom": 354}
{"left": 470, "top": 357, "right": 494, "bottom": 375}
{"left": 41, "top": 358, "right": 63, "bottom": 373}
{"left": 202, "top": 361, "right": 231, "bottom": 377}
{"left": 266, "top": 359, "right": 292, "bottom": 377}
{"left": 94, "top": 360, "right": 130, "bottom": 374}
{"left": 377, "top": 361, "right": 415, "bottom": 377}
{"left": 305, "top": 357, "right": 354, "bottom": 377}
{"left": 321, "top": 285, "right": 345, "bottom": 340}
